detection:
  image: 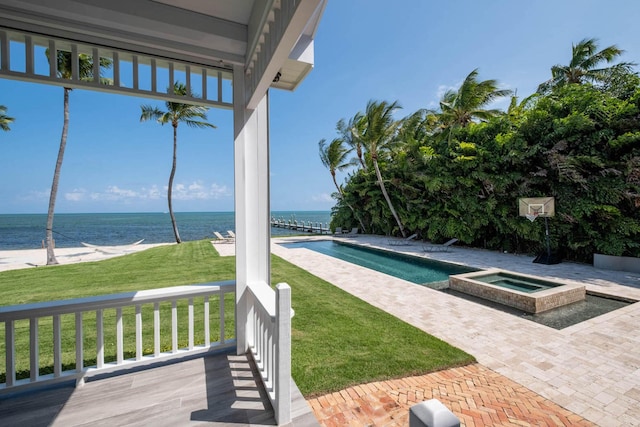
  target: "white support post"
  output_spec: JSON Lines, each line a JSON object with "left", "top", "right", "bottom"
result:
{"left": 233, "top": 64, "right": 272, "bottom": 355}
{"left": 274, "top": 284, "right": 292, "bottom": 425}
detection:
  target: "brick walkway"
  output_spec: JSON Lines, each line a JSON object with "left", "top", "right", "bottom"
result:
{"left": 307, "top": 364, "right": 595, "bottom": 426}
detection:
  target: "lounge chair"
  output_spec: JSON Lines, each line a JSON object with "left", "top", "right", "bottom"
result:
{"left": 388, "top": 233, "right": 418, "bottom": 246}
{"left": 344, "top": 227, "right": 359, "bottom": 236}
{"left": 226, "top": 230, "right": 236, "bottom": 239}
{"left": 213, "top": 231, "right": 233, "bottom": 243}
{"left": 333, "top": 227, "right": 343, "bottom": 235}
{"left": 422, "top": 238, "right": 458, "bottom": 252}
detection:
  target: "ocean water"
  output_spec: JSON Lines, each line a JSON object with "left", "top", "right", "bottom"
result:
{"left": 0, "top": 211, "right": 331, "bottom": 250}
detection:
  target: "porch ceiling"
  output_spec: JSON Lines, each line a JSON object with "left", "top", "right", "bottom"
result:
{"left": 0, "top": 0, "right": 326, "bottom": 105}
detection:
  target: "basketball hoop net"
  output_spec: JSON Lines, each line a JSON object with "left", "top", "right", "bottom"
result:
{"left": 525, "top": 213, "right": 538, "bottom": 222}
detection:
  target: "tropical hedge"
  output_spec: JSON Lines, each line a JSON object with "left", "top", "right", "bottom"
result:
{"left": 321, "top": 39, "right": 640, "bottom": 263}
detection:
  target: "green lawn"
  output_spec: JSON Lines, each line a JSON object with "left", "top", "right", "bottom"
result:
{"left": 0, "top": 240, "right": 474, "bottom": 396}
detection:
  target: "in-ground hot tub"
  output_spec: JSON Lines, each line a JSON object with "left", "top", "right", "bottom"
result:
{"left": 449, "top": 269, "right": 586, "bottom": 313}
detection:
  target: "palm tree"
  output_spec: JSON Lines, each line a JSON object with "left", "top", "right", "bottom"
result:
{"left": 337, "top": 113, "right": 366, "bottom": 169}
{"left": 352, "top": 100, "right": 407, "bottom": 237}
{"left": 438, "top": 68, "right": 512, "bottom": 129}
{"left": 140, "top": 82, "right": 216, "bottom": 243}
{"left": 537, "top": 38, "right": 635, "bottom": 93}
{"left": 0, "top": 105, "right": 14, "bottom": 131}
{"left": 45, "top": 50, "right": 112, "bottom": 265}
{"left": 318, "top": 138, "right": 367, "bottom": 233}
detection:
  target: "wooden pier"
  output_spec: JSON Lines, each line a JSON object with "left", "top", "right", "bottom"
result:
{"left": 270, "top": 217, "right": 330, "bottom": 234}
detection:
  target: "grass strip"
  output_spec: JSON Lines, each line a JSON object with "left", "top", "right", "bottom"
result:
{"left": 0, "top": 240, "right": 474, "bottom": 396}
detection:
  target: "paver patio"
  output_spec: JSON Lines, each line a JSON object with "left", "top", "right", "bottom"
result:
{"left": 272, "top": 235, "right": 640, "bottom": 426}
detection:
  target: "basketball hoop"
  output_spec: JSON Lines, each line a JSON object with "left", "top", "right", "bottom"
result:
{"left": 517, "top": 196, "right": 559, "bottom": 264}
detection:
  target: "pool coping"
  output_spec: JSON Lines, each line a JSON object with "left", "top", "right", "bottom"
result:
{"left": 449, "top": 268, "right": 586, "bottom": 313}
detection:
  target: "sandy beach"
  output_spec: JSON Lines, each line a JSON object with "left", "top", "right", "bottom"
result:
{"left": 0, "top": 243, "right": 171, "bottom": 272}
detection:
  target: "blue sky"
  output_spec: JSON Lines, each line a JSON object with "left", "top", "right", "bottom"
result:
{"left": 2, "top": 0, "right": 640, "bottom": 214}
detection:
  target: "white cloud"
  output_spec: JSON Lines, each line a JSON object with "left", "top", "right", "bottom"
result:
{"left": 143, "top": 185, "right": 163, "bottom": 200}
{"left": 172, "top": 181, "right": 230, "bottom": 200}
{"left": 65, "top": 188, "right": 87, "bottom": 201}
{"left": 311, "top": 193, "right": 333, "bottom": 202}
{"left": 59, "top": 181, "right": 231, "bottom": 204}
{"left": 19, "top": 189, "right": 50, "bottom": 201}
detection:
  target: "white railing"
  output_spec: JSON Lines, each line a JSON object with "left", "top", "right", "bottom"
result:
{"left": 0, "top": 281, "right": 235, "bottom": 394}
{"left": 246, "top": 282, "right": 292, "bottom": 425}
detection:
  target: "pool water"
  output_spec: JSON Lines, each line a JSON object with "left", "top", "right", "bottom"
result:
{"left": 474, "top": 272, "right": 557, "bottom": 293}
{"left": 280, "top": 240, "right": 475, "bottom": 284}
{"left": 444, "top": 289, "right": 631, "bottom": 329}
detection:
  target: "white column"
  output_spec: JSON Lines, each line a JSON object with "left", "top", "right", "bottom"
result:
{"left": 234, "top": 64, "right": 271, "bottom": 354}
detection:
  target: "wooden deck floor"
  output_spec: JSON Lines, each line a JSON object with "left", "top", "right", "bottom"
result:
{"left": 0, "top": 351, "right": 318, "bottom": 426}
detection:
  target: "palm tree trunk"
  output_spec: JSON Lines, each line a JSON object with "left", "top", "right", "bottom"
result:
{"left": 332, "top": 172, "right": 367, "bottom": 233}
{"left": 46, "top": 88, "right": 70, "bottom": 265}
{"left": 373, "top": 159, "right": 406, "bottom": 237}
{"left": 168, "top": 125, "right": 181, "bottom": 243}
{"left": 356, "top": 145, "right": 366, "bottom": 170}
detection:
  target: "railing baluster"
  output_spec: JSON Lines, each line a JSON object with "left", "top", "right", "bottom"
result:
{"left": 188, "top": 298, "right": 194, "bottom": 350}
{"left": 75, "top": 312, "right": 83, "bottom": 374}
{"left": 113, "top": 51, "right": 120, "bottom": 87}
{"left": 154, "top": 302, "right": 160, "bottom": 357}
{"left": 25, "top": 35, "right": 34, "bottom": 75}
{"left": 150, "top": 58, "right": 157, "bottom": 92}
{"left": 70, "top": 43, "right": 79, "bottom": 82}
{"left": 29, "top": 317, "right": 39, "bottom": 382}
{"left": 136, "top": 304, "right": 142, "bottom": 360}
{"left": 48, "top": 39, "right": 56, "bottom": 78}
{"left": 171, "top": 300, "right": 178, "bottom": 353}
{"left": 0, "top": 30, "right": 9, "bottom": 71}
{"left": 185, "top": 64, "right": 191, "bottom": 94}
{"left": 5, "top": 320, "right": 15, "bottom": 387}
{"left": 219, "top": 289, "right": 225, "bottom": 344}
{"left": 96, "top": 309, "right": 104, "bottom": 369}
{"left": 91, "top": 47, "right": 100, "bottom": 84}
{"left": 168, "top": 61, "right": 174, "bottom": 89}
{"left": 53, "top": 314, "right": 61, "bottom": 377}
{"left": 201, "top": 68, "right": 207, "bottom": 99}
{"left": 116, "top": 307, "right": 123, "bottom": 364}
{"left": 132, "top": 54, "right": 139, "bottom": 90}
{"left": 204, "top": 296, "right": 210, "bottom": 346}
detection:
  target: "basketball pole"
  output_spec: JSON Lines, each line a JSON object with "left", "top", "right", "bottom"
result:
{"left": 544, "top": 216, "right": 551, "bottom": 260}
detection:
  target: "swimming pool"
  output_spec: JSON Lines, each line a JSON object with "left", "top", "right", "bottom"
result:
{"left": 279, "top": 240, "right": 475, "bottom": 285}
{"left": 280, "top": 239, "right": 633, "bottom": 329}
